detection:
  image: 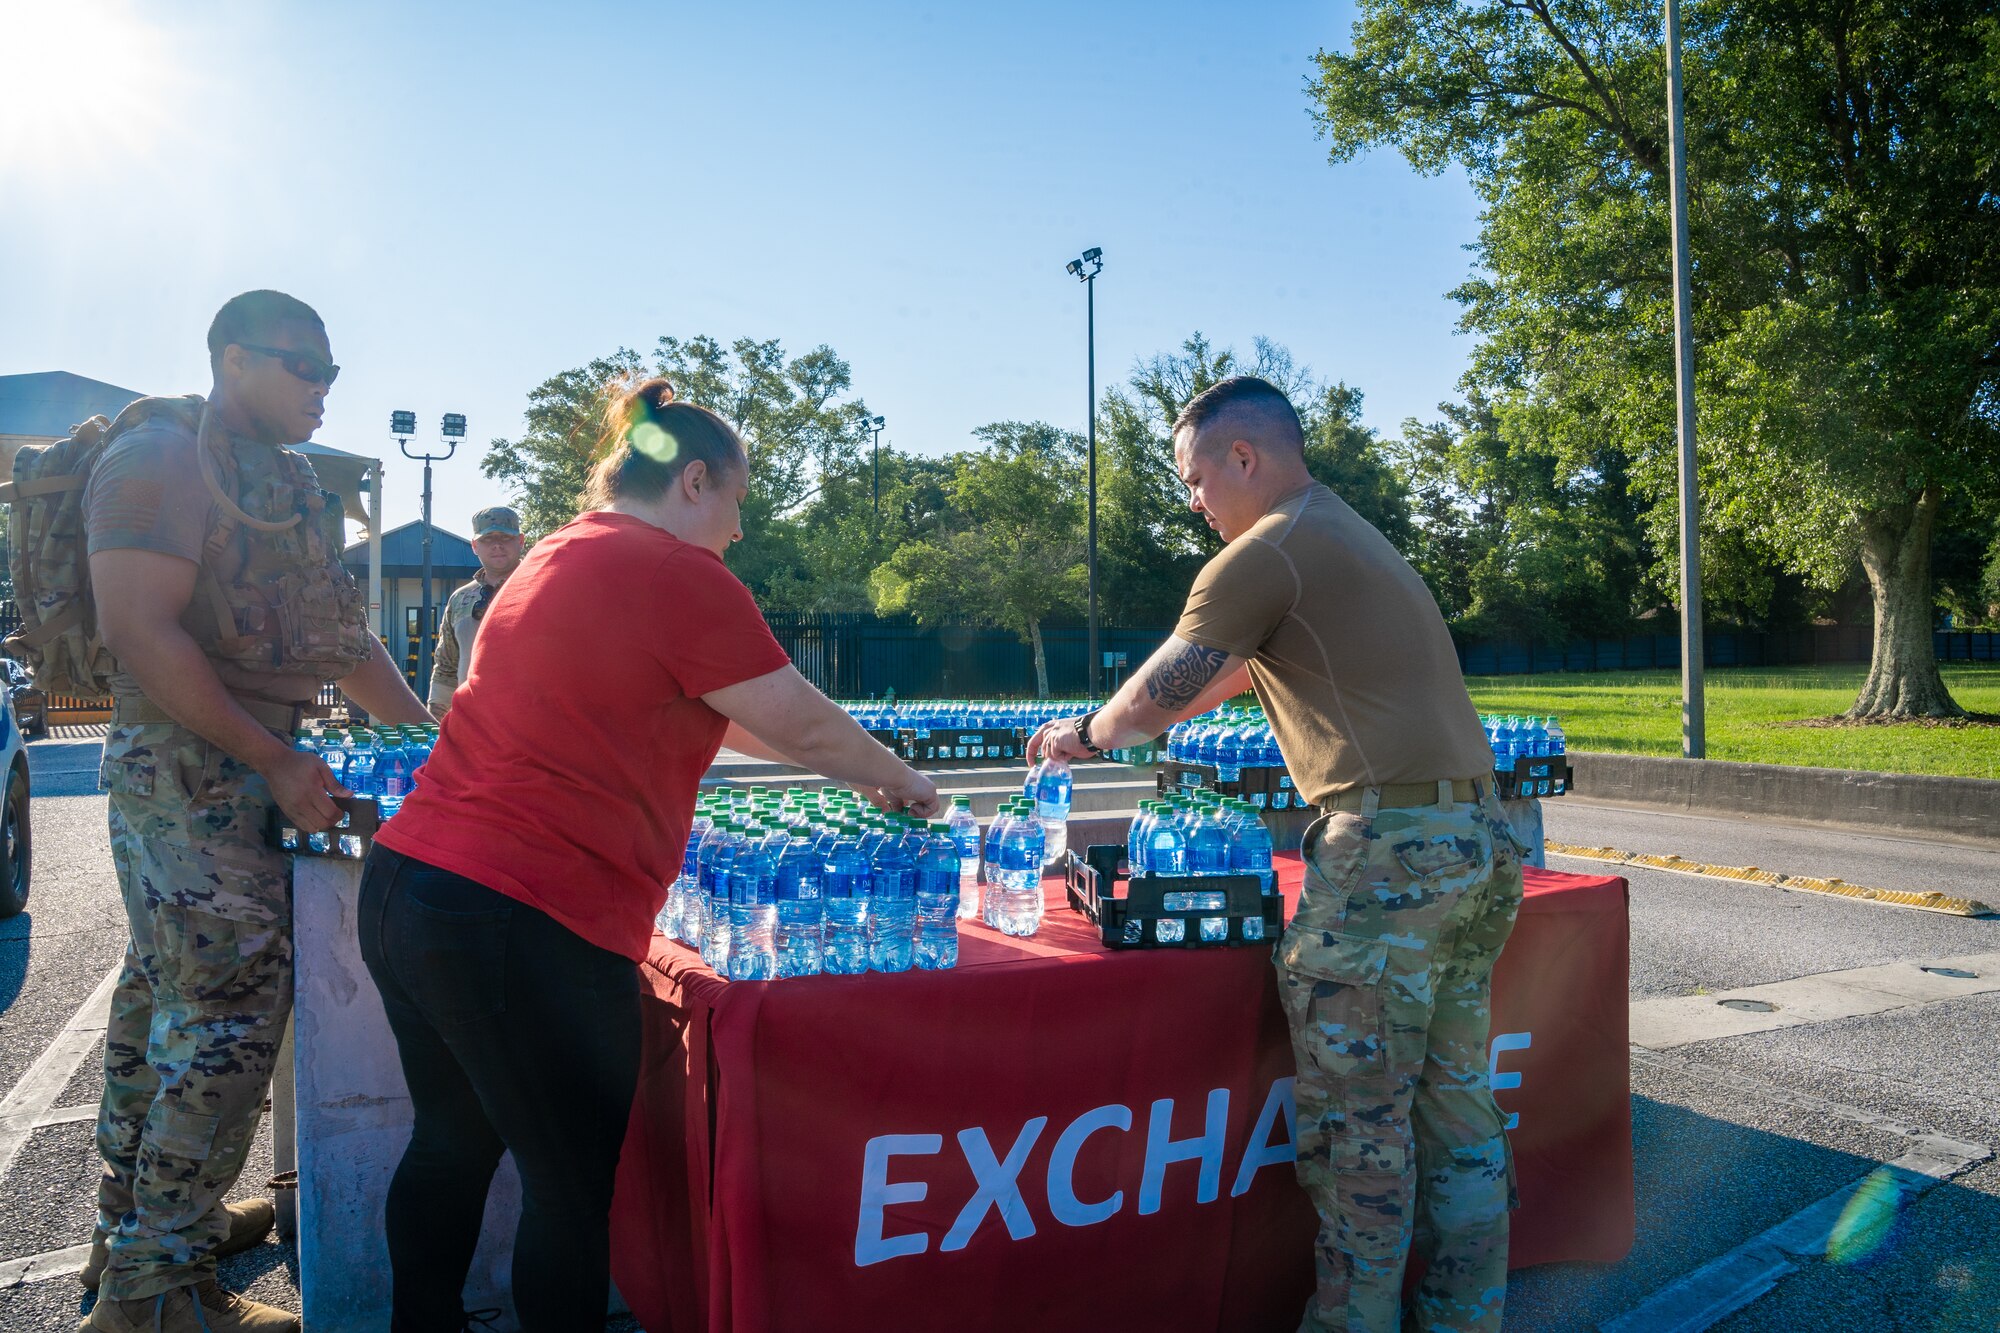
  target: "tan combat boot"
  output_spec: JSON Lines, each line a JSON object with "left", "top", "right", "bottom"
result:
{"left": 79, "top": 1198, "right": 278, "bottom": 1291}
{"left": 82, "top": 1280, "right": 299, "bottom": 1332}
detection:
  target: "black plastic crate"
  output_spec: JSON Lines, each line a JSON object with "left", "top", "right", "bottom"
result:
{"left": 864, "top": 728, "right": 911, "bottom": 759}
{"left": 1155, "top": 761, "right": 1308, "bottom": 811}
{"left": 267, "top": 795, "right": 381, "bottom": 860}
{"left": 905, "top": 727, "right": 1026, "bottom": 763}
{"left": 1066, "top": 845, "right": 1282, "bottom": 949}
{"left": 1492, "top": 755, "right": 1574, "bottom": 800}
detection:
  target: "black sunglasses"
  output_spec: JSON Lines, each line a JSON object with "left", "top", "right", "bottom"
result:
{"left": 241, "top": 344, "right": 340, "bottom": 387}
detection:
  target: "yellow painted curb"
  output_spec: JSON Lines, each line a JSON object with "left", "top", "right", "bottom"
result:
{"left": 1541, "top": 841, "right": 1996, "bottom": 917}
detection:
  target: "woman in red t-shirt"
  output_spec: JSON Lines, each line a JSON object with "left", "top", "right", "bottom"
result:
{"left": 359, "top": 378, "right": 941, "bottom": 1331}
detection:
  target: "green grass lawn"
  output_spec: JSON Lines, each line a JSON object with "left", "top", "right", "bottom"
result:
{"left": 1464, "top": 664, "right": 2000, "bottom": 780}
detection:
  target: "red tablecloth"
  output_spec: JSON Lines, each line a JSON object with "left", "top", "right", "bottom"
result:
{"left": 610, "top": 857, "right": 1632, "bottom": 1333}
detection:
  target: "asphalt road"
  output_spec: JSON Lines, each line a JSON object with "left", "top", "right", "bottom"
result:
{"left": 1, "top": 745, "right": 1995, "bottom": 1330}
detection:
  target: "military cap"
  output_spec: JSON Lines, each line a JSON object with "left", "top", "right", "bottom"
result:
{"left": 471, "top": 506, "right": 522, "bottom": 537}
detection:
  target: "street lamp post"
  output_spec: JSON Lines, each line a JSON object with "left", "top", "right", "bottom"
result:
{"left": 1066, "top": 247, "right": 1104, "bottom": 699}
{"left": 394, "top": 410, "right": 463, "bottom": 694}
{"left": 1664, "top": 0, "right": 1704, "bottom": 757}
{"left": 866, "top": 415, "right": 886, "bottom": 540}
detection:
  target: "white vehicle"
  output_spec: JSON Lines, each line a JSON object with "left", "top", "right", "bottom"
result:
{"left": 0, "top": 679, "right": 30, "bottom": 918}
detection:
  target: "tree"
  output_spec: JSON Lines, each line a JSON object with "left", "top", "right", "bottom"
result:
{"left": 870, "top": 423, "right": 1087, "bottom": 695}
{"left": 756, "top": 449, "right": 957, "bottom": 613}
{"left": 1311, "top": 0, "right": 2000, "bottom": 716}
{"left": 1097, "top": 333, "right": 1411, "bottom": 622}
{"left": 1391, "top": 396, "right": 1652, "bottom": 642}
{"left": 482, "top": 336, "right": 877, "bottom": 600}
{"left": 481, "top": 348, "right": 644, "bottom": 541}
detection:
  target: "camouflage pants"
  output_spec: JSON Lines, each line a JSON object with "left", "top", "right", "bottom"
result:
{"left": 1274, "top": 785, "right": 1526, "bottom": 1333}
{"left": 94, "top": 723, "right": 292, "bottom": 1302}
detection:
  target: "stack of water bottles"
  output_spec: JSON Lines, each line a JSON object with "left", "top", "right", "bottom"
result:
{"left": 838, "top": 699, "right": 1159, "bottom": 765}
{"left": 1163, "top": 706, "right": 1296, "bottom": 808}
{"left": 286, "top": 723, "right": 440, "bottom": 855}
{"left": 660, "top": 784, "right": 976, "bottom": 981}
{"left": 1479, "top": 714, "right": 1567, "bottom": 797}
{"left": 1119, "top": 792, "right": 1276, "bottom": 944}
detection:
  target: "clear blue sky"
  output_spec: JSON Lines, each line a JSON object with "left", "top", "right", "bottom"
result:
{"left": 0, "top": 0, "right": 1481, "bottom": 537}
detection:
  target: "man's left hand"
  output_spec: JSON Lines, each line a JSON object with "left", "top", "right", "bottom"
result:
{"left": 1028, "top": 717, "right": 1096, "bottom": 765}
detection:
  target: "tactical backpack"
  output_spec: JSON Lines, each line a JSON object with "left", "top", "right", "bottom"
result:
{"left": 0, "top": 395, "right": 309, "bottom": 699}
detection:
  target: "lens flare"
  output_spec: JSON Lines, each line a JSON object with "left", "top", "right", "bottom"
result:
{"left": 1825, "top": 1166, "right": 1908, "bottom": 1266}
{"left": 0, "top": 0, "right": 176, "bottom": 174}
{"left": 631, "top": 421, "right": 681, "bottom": 465}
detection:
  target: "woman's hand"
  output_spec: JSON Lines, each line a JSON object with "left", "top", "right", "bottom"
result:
{"left": 865, "top": 768, "right": 941, "bottom": 819}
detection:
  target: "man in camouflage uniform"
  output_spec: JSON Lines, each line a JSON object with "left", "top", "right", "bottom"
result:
{"left": 1033, "top": 376, "right": 1523, "bottom": 1331}
{"left": 427, "top": 504, "right": 525, "bottom": 716}
{"left": 81, "top": 291, "right": 436, "bottom": 1333}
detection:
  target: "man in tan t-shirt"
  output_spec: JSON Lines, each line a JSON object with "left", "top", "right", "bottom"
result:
{"left": 1030, "top": 376, "right": 1525, "bottom": 1333}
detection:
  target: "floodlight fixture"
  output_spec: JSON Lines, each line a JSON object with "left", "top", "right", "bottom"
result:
{"left": 390, "top": 410, "right": 417, "bottom": 437}
{"left": 1065, "top": 259, "right": 1083, "bottom": 277}
{"left": 1082, "top": 247, "right": 1102, "bottom": 264}
{"left": 440, "top": 412, "right": 467, "bottom": 438}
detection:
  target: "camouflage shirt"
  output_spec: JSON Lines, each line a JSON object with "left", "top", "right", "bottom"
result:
{"left": 427, "top": 569, "right": 503, "bottom": 715}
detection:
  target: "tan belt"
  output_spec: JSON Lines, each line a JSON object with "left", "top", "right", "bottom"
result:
{"left": 113, "top": 695, "right": 305, "bottom": 735}
{"left": 1318, "top": 778, "right": 1480, "bottom": 815}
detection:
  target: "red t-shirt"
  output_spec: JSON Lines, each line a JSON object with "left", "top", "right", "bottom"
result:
{"left": 376, "top": 511, "right": 791, "bottom": 961}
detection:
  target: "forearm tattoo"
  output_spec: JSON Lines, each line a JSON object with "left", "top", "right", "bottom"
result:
{"left": 1144, "top": 640, "right": 1229, "bottom": 711}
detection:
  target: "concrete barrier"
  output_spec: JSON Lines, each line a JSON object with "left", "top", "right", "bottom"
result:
{"left": 1568, "top": 750, "right": 2000, "bottom": 845}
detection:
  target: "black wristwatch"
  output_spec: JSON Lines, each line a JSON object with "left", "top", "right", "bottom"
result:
{"left": 1073, "top": 709, "right": 1105, "bottom": 756}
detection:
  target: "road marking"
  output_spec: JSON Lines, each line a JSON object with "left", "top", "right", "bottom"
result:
{"left": 1607, "top": 1051, "right": 1993, "bottom": 1333}
{"left": 1545, "top": 841, "right": 1994, "bottom": 916}
{"left": 1629, "top": 951, "right": 2000, "bottom": 1048}
{"left": 0, "top": 1241, "right": 92, "bottom": 1289}
{"left": 0, "top": 961, "right": 120, "bottom": 1183}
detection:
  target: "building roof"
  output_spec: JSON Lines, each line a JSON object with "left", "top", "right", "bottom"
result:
{"left": 0, "top": 371, "right": 382, "bottom": 528}
{"left": 0, "top": 371, "right": 149, "bottom": 438}
{"left": 343, "top": 520, "right": 479, "bottom": 579}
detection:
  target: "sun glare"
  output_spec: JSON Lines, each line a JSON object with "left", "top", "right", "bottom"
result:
{"left": 0, "top": 0, "right": 174, "bottom": 173}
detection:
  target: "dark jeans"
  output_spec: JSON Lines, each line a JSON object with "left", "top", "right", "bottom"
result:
{"left": 358, "top": 845, "right": 641, "bottom": 1332}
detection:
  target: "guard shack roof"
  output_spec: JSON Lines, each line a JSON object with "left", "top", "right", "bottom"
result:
{"left": 0, "top": 371, "right": 380, "bottom": 530}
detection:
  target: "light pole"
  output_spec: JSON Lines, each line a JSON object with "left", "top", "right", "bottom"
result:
{"left": 1066, "top": 246, "right": 1104, "bottom": 699}
{"left": 1664, "top": 0, "right": 1704, "bottom": 757}
{"left": 866, "top": 415, "right": 886, "bottom": 540}
{"left": 394, "top": 410, "right": 463, "bottom": 693}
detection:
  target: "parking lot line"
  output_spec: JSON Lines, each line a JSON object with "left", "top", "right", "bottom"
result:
{"left": 0, "top": 961, "right": 120, "bottom": 1184}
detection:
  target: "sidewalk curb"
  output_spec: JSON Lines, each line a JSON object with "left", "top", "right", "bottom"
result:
{"left": 1568, "top": 752, "right": 2000, "bottom": 847}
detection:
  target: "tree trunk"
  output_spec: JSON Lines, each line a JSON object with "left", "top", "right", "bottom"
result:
{"left": 1028, "top": 619, "right": 1050, "bottom": 698}
{"left": 1848, "top": 488, "right": 1963, "bottom": 719}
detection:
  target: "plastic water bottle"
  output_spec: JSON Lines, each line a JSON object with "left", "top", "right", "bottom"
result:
{"left": 980, "top": 803, "right": 1007, "bottom": 924}
{"left": 1186, "top": 804, "right": 1231, "bottom": 876}
{"left": 1145, "top": 803, "right": 1188, "bottom": 877}
{"left": 726, "top": 823, "right": 781, "bottom": 981}
{"left": 993, "top": 800, "right": 1045, "bottom": 937}
{"left": 867, "top": 821, "right": 916, "bottom": 973}
{"left": 662, "top": 806, "right": 712, "bottom": 938}
{"left": 345, "top": 730, "right": 380, "bottom": 799}
{"left": 774, "top": 828, "right": 825, "bottom": 977}
{"left": 823, "top": 823, "right": 872, "bottom": 975}
{"left": 1025, "top": 756, "right": 1073, "bottom": 867}
{"left": 1127, "top": 800, "right": 1158, "bottom": 875}
{"left": 702, "top": 822, "right": 745, "bottom": 974}
{"left": 375, "top": 734, "right": 414, "bottom": 818}
{"left": 947, "top": 796, "right": 981, "bottom": 920}
{"left": 1546, "top": 715, "right": 1567, "bottom": 794}
{"left": 1215, "top": 717, "right": 1243, "bottom": 784}
{"left": 914, "top": 822, "right": 960, "bottom": 970}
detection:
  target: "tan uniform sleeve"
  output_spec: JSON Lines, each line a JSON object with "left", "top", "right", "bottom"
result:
{"left": 427, "top": 588, "right": 464, "bottom": 715}
{"left": 1173, "top": 538, "right": 1297, "bottom": 659}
